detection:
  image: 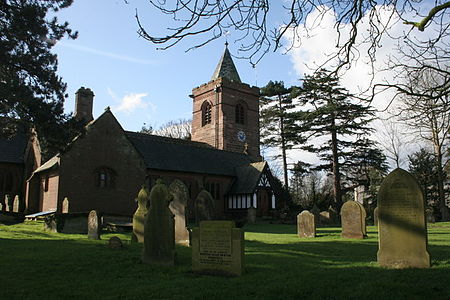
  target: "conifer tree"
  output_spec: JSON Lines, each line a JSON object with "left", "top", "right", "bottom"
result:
{"left": 297, "top": 69, "right": 378, "bottom": 211}
{"left": 260, "top": 81, "right": 303, "bottom": 188}
{"left": 0, "top": 0, "right": 79, "bottom": 159}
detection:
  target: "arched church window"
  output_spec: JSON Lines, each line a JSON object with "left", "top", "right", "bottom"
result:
{"left": 96, "top": 167, "right": 116, "bottom": 188}
{"left": 202, "top": 101, "right": 212, "bottom": 126}
{"left": 235, "top": 103, "right": 245, "bottom": 124}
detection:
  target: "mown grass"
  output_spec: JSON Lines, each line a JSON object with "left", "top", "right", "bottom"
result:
{"left": 0, "top": 221, "right": 449, "bottom": 299}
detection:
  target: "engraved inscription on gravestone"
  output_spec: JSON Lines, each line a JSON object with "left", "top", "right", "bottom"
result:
{"left": 192, "top": 220, "right": 244, "bottom": 276}
{"left": 199, "top": 223, "right": 232, "bottom": 266}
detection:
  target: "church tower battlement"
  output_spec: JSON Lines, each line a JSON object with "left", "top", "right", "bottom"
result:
{"left": 190, "top": 44, "right": 261, "bottom": 161}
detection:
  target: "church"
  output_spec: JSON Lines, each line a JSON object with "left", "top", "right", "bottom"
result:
{"left": 22, "top": 46, "right": 284, "bottom": 220}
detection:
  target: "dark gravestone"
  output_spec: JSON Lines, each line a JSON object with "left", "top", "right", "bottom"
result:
{"left": 377, "top": 168, "right": 430, "bottom": 268}
{"left": 341, "top": 201, "right": 365, "bottom": 239}
{"left": 108, "top": 236, "right": 123, "bottom": 249}
{"left": 247, "top": 206, "right": 257, "bottom": 224}
{"left": 169, "top": 180, "right": 190, "bottom": 246}
{"left": 192, "top": 221, "right": 244, "bottom": 277}
{"left": 195, "top": 190, "right": 215, "bottom": 224}
{"left": 62, "top": 197, "right": 69, "bottom": 213}
{"left": 133, "top": 186, "right": 149, "bottom": 243}
{"left": 426, "top": 208, "right": 435, "bottom": 223}
{"left": 297, "top": 210, "right": 315, "bottom": 238}
{"left": 142, "top": 179, "right": 175, "bottom": 266}
{"left": 87, "top": 210, "right": 101, "bottom": 240}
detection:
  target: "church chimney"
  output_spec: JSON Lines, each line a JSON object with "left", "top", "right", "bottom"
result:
{"left": 74, "top": 87, "right": 94, "bottom": 122}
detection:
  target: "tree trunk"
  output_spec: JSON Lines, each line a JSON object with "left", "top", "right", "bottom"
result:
{"left": 330, "top": 119, "right": 342, "bottom": 212}
{"left": 278, "top": 95, "right": 289, "bottom": 189}
{"left": 431, "top": 115, "right": 449, "bottom": 221}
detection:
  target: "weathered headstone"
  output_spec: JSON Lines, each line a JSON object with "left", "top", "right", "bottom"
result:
{"left": 377, "top": 168, "right": 430, "bottom": 268}
{"left": 426, "top": 208, "right": 435, "bottom": 223}
{"left": 108, "top": 236, "right": 123, "bottom": 249}
{"left": 12, "top": 196, "right": 19, "bottom": 213}
{"left": 87, "top": 210, "right": 101, "bottom": 240}
{"left": 142, "top": 179, "right": 175, "bottom": 266}
{"left": 297, "top": 210, "right": 315, "bottom": 238}
{"left": 4, "top": 195, "right": 11, "bottom": 212}
{"left": 355, "top": 201, "right": 367, "bottom": 236}
{"left": 319, "top": 211, "right": 330, "bottom": 225}
{"left": 195, "top": 189, "right": 215, "bottom": 224}
{"left": 132, "top": 186, "right": 149, "bottom": 243}
{"left": 247, "top": 206, "right": 257, "bottom": 224}
{"left": 169, "top": 180, "right": 190, "bottom": 246}
{"left": 192, "top": 221, "right": 244, "bottom": 276}
{"left": 62, "top": 197, "right": 69, "bottom": 213}
{"left": 341, "top": 201, "right": 366, "bottom": 239}
{"left": 374, "top": 207, "right": 379, "bottom": 227}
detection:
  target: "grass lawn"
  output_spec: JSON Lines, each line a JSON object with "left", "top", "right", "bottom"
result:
{"left": 1, "top": 221, "right": 449, "bottom": 299}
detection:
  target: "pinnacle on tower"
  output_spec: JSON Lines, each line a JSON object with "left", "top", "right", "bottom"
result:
{"left": 211, "top": 44, "right": 241, "bottom": 83}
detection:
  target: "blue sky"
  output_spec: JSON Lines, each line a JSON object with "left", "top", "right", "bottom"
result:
{"left": 53, "top": 1, "right": 297, "bottom": 132}
{"left": 52, "top": 2, "right": 439, "bottom": 170}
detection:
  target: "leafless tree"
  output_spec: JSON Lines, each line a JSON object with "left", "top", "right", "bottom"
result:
{"left": 133, "top": 1, "right": 449, "bottom": 68}
{"left": 153, "top": 118, "right": 192, "bottom": 140}
{"left": 376, "top": 119, "right": 411, "bottom": 169}
{"left": 391, "top": 65, "right": 450, "bottom": 220}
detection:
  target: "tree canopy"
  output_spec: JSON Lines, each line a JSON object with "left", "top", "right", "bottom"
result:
{"left": 134, "top": 1, "right": 449, "bottom": 66}
{"left": 0, "top": 0, "right": 79, "bottom": 159}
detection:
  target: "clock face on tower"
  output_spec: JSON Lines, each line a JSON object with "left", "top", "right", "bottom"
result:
{"left": 237, "top": 130, "right": 246, "bottom": 142}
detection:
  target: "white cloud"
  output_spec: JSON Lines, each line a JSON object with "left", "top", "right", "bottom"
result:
{"left": 109, "top": 89, "right": 155, "bottom": 115}
{"left": 278, "top": 5, "right": 439, "bottom": 169}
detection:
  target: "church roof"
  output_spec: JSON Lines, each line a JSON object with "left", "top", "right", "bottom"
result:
{"left": 0, "top": 132, "right": 27, "bottom": 164}
{"left": 211, "top": 44, "right": 241, "bottom": 83}
{"left": 229, "top": 161, "right": 268, "bottom": 194}
{"left": 125, "top": 131, "right": 253, "bottom": 176}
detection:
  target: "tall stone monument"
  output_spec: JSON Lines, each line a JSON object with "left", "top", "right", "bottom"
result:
{"left": 195, "top": 189, "right": 215, "bottom": 224}
{"left": 169, "top": 179, "right": 190, "bottom": 246}
{"left": 142, "top": 179, "right": 175, "bottom": 266}
{"left": 377, "top": 168, "right": 430, "bottom": 268}
{"left": 192, "top": 221, "right": 244, "bottom": 276}
{"left": 133, "top": 186, "right": 150, "bottom": 243}
{"left": 341, "top": 201, "right": 366, "bottom": 239}
{"left": 87, "top": 210, "right": 101, "bottom": 240}
{"left": 297, "top": 210, "right": 316, "bottom": 238}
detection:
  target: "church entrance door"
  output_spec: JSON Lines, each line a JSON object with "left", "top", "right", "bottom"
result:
{"left": 257, "top": 189, "right": 270, "bottom": 217}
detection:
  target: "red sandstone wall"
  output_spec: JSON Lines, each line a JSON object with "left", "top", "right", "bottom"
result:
{"left": 191, "top": 78, "right": 261, "bottom": 161}
{"left": 57, "top": 111, "right": 146, "bottom": 215}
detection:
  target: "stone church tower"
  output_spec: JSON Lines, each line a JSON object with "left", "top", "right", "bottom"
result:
{"left": 191, "top": 44, "right": 261, "bottom": 161}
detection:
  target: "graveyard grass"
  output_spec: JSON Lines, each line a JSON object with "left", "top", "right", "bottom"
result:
{"left": 1, "top": 221, "right": 449, "bottom": 299}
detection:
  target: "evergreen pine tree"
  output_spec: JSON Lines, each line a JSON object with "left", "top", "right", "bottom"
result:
{"left": 260, "top": 81, "right": 303, "bottom": 188}
{"left": 297, "top": 69, "right": 379, "bottom": 211}
{"left": 0, "top": 0, "right": 80, "bottom": 159}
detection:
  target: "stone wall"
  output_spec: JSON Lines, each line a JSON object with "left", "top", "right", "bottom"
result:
{"left": 57, "top": 111, "right": 147, "bottom": 215}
